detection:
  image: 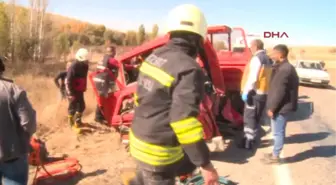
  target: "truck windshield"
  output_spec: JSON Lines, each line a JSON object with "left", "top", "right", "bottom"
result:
{"left": 207, "top": 33, "right": 229, "bottom": 52}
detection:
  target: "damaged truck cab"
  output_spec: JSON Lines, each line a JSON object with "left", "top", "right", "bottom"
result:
{"left": 89, "top": 25, "right": 251, "bottom": 151}
{"left": 207, "top": 26, "right": 252, "bottom": 114}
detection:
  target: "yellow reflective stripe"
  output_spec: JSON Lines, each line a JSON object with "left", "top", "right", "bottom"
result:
{"left": 170, "top": 117, "right": 204, "bottom": 144}
{"left": 139, "top": 62, "right": 174, "bottom": 87}
{"left": 130, "top": 131, "right": 181, "bottom": 157}
{"left": 129, "top": 131, "right": 184, "bottom": 166}
{"left": 133, "top": 93, "right": 139, "bottom": 106}
{"left": 130, "top": 146, "right": 184, "bottom": 166}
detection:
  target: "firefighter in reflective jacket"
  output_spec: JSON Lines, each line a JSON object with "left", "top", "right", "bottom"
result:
{"left": 128, "top": 4, "right": 219, "bottom": 185}
{"left": 94, "top": 45, "right": 119, "bottom": 124}
{"left": 65, "top": 48, "right": 89, "bottom": 134}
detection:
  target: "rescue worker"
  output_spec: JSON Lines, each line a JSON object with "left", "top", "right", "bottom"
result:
{"left": 65, "top": 48, "right": 90, "bottom": 134}
{"left": 239, "top": 39, "right": 273, "bottom": 149}
{"left": 96, "top": 45, "right": 119, "bottom": 75}
{"left": 94, "top": 45, "right": 119, "bottom": 124}
{"left": 128, "top": 4, "right": 219, "bottom": 185}
{"left": 0, "top": 57, "right": 37, "bottom": 185}
{"left": 54, "top": 62, "right": 72, "bottom": 100}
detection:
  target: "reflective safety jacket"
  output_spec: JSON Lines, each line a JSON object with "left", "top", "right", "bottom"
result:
{"left": 130, "top": 38, "right": 211, "bottom": 172}
{"left": 241, "top": 50, "right": 273, "bottom": 95}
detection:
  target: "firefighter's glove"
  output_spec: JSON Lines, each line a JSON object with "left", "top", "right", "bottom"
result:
{"left": 241, "top": 93, "right": 248, "bottom": 102}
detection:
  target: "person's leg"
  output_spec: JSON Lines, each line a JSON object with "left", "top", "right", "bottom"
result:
{"left": 254, "top": 94, "right": 267, "bottom": 137}
{"left": 1, "top": 155, "right": 29, "bottom": 185}
{"left": 262, "top": 113, "right": 288, "bottom": 164}
{"left": 68, "top": 93, "right": 82, "bottom": 134}
{"left": 61, "top": 88, "right": 67, "bottom": 100}
{"left": 141, "top": 170, "right": 176, "bottom": 185}
{"left": 255, "top": 95, "right": 266, "bottom": 124}
{"left": 240, "top": 94, "right": 258, "bottom": 149}
{"left": 272, "top": 114, "right": 288, "bottom": 157}
{"left": 67, "top": 97, "right": 76, "bottom": 127}
{"left": 75, "top": 92, "right": 85, "bottom": 126}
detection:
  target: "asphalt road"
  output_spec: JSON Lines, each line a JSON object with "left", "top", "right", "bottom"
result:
{"left": 212, "top": 85, "right": 336, "bottom": 185}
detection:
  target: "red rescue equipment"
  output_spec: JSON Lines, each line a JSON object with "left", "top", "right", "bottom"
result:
{"left": 29, "top": 137, "right": 82, "bottom": 185}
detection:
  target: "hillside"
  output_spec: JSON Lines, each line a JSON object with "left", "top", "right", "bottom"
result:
{"left": 0, "top": 2, "right": 159, "bottom": 64}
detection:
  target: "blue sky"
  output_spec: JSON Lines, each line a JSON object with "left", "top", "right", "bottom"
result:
{"left": 9, "top": 0, "right": 336, "bottom": 46}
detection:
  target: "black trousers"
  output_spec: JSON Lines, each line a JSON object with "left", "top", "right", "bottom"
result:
{"left": 129, "top": 156, "right": 196, "bottom": 185}
{"left": 60, "top": 87, "right": 67, "bottom": 99}
{"left": 68, "top": 92, "right": 85, "bottom": 115}
{"left": 243, "top": 93, "right": 267, "bottom": 140}
{"left": 94, "top": 105, "right": 105, "bottom": 121}
{"left": 129, "top": 170, "right": 175, "bottom": 185}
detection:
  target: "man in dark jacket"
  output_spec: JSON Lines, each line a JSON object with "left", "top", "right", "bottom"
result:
{"left": 94, "top": 45, "right": 119, "bottom": 124}
{"left": 0, "top": 57, "right": 37, "bottom": 185}
{"left": 54, "top": 62, "right": 72, "bottom": 100}
{"left": 65, "top": 48, "right": 90, "bottom": 134}
{"left": 263, "top": 44, "right": 299, "bottom": 164}
{"left": 127, "top": 4, "right": 219, "bottom": 185}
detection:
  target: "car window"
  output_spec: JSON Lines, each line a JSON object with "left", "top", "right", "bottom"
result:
{"left": 299, "top": 61, "right": 323, "bottom": 70}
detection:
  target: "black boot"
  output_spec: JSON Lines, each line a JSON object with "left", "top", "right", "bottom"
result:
{"left": 75, "top": 112, "right": 83, "bottom": 126}
{"left": 237, "top": 137, "right": 254, "bottom": 150}
{"left": 244, "top": 139, "right": 254, "bottom": 150}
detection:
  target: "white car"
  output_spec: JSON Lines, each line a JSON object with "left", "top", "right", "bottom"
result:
{"left": 295, "top": 60, "right": 330, "bottom": 87}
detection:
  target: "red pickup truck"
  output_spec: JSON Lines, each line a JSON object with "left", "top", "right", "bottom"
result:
{"left": 89, "top": 25, "right": 251, "bottom": 151}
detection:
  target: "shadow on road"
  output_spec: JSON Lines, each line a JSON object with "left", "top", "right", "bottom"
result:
{"left": 37, "top": 169, "right": 107, "bottom": 185}
{"left": 327, "top": 85, "right": 336, "bottom": 90}
{"left": 287, "top": 100, "right": 314, "bottom": 122}
{"left": 283, "top": 145, "right": 336, "bottom": 164}
{"left": 300, "top": 83, "right": 336, "bottom": 91}
{"left": 259, "top": 132, "right": 330, "bottom": 148}
{"left": 298, "top": 95, "right": 309, "bottom": 99}
{"left": 211, "top": 127, "right": 268, "bottom": 164}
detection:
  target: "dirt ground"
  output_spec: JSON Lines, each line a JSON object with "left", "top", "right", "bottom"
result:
{"left": 7, "top": 59, "right": 335, "bottom": 184}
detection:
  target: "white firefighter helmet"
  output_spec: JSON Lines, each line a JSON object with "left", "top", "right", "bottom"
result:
{"left": 75, "top": 48, "right": 89, "bottom": 62}
{"left": 165, "top": 4, "right": 208, "bottom": 39}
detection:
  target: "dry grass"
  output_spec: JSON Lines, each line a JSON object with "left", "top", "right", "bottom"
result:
{"left": 290, "top": 46, "right": 336, "bottom": 68}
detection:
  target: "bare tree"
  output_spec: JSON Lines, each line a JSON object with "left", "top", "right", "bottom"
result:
{"left": 8, "top": 0, "right": 15, "bottom": 62}
{"left": 32, "top": 0, "right": 41, "bottom": 62}
{"left": 37, "top": 0, "right": 48, "bottom": 61}
{"left": 29, "top": 0, "right": 36, "bottom": 38}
